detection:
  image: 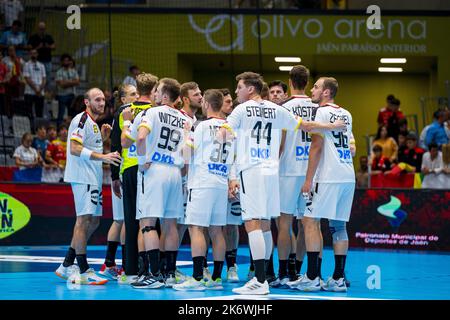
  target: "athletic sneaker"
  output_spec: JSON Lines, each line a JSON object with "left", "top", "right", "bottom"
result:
{"left": 79, "top": 268, "right": 109, "bottom": 285}
{"left": 203, "top": 267, "right": 212, "bottom": 282}
{"left": 172, "top": 277, "right": 206, "bottom": 291}
{"left": 175, "top": 268, "right": 188, "bottom": 284}
{"left": 266, "top": 274, "right": 276, "bottom": 286}
{"left": 165, "top": 272, "right": 177, "bottom": 288}
{"left": 322, "top": 277, "right": 347, "bottom": 292}
{"left": 286, "top": 276, "right": 302, "bottom": 289}
{"left": 294, "top": 274, "right": 321, "bottom": 292}
{"left": 130, "top": 272, "right": 148, "bottom": 286}
{"left": 132, "top": 273, "right": 165, "bottom": 289}
{"left": 226, "top": 264, "right": 240, "bottom": 283}
{"left": 55, "top": 263, "right": 72, "bottom": 280}
{"left": 99, "top": 264, "right": 120, "bottom": 280}
{"left": 204, "top": 278, "right": 224, "bottom": 290}
{"left": 247, "top": 269, "right": 255, "bottom": 281}
{"left": 232, "top": 277, "right": 270, "bottom": 295}
{"left": 269, "top": 276, "right": 290, "bottom": 288}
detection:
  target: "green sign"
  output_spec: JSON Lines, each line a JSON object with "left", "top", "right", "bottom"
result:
{"left": 0, "top": 192, "right": 31, "bottom": 239}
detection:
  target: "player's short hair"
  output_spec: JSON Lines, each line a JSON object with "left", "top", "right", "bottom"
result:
{"left": 180, "top": 82, "right": 199, "bottom": 99}
{"left": 113, "top": 84, "right": 135, "bottom": 108}
{"left": 203, "top": 89, "right": 224, "bottom": 112}
{"left": 372, "top": 144, "right": 382, "bottom": 153}
{"left": 289, "top": 65, "right": 310, "bottom": 90}
{"left": 236, "top": 72, "right": 264, "bottom": 94}
{"left": 219, "top": 88, "right": 231, "bottom": 97}
{"left": 160, "top": 78, "right": 181, "bottom": 103}
{"left": 136, "top": 73, "right": 158, "bottom": 96}
{"left": 261, "top": 82, "right": 269, "bottom": 99}
{"left": 268, "top": 80, "right": 288, "bottom": 93}
{"left": 83, "top": 87, "right": 104, "bottom": 101}
{"left": 320, "top": 77, "right": 339, "bottom": 98}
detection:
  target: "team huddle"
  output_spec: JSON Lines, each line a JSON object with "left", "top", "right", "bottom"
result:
{"left": 55, "top": 65, "right": 356, "bottom": 295}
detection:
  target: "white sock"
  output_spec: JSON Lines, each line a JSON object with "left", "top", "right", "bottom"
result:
{"left": 248, "top": 230, "right": 265, "bottom": 261}
{"left": 263, "top": 231, "right": 273, "bottom": 260}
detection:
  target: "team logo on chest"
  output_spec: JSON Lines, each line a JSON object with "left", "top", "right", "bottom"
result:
{"left": 93, "top": 124, "right": 99, "bottom": 134}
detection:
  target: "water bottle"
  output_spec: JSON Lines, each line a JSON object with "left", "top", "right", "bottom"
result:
{"left": 66, "top": 266, "right": 81, "bottom": 290}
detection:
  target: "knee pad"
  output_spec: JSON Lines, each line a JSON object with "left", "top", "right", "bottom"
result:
{"left": 141, "top": 226, "right": 157, "bottom": 234}
{"left": 329, "top": 220, "right": 348, "bottom": 242}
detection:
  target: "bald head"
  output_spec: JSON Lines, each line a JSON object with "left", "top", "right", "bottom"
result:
{"left": 84, "top": 87, "right": 103, "bottom": 100}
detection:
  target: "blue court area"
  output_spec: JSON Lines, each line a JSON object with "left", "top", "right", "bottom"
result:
{"left": 0, "top": 245, "right": 449, "bottom": 300}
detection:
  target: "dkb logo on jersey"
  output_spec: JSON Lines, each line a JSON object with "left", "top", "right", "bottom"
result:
{"left": 296, "top": 146, "right": 310, "bottom": 160}
{"left": 230, "top": 201, "right": 241, "bottom": 217}
{"left": 251, "top": 147, "right": 270, "bottom": 159}
{"left": 377, "top": 196, "right": 408, "bottom": 229}
{"left": 152, "top": 152, "right": 175, "bottom": 165}
{"left": 128, "top": 143, "right": 137, "bottom": 157}
{"left": 208, "top": 163, "right": 228, "bottom": 177}
{"left": 0, "top": 193, "right": 31, "bottom": 239}
{"left": 338, "top": 149, "right": 352, "bottom": 160}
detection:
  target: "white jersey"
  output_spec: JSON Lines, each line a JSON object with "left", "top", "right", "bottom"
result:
{"left": 64, "top": 111, "right": 103, "bottom": 186}
{"left": 279, "top": 95, "right": 318, "bottom": 176}
{"left": 312, "top": 103, "right": 355, "bottom": 183}
{"left": 223, "top": 99, "right": 301, "bottom": 174}
{"left": 135, "top": 105, "right": 190, "bottom": 168}
{"left": 180, "top": 109, "right": 198, "bottom": 187}
{"left": 188, "top": 117, "right": 235, "bottom": 190}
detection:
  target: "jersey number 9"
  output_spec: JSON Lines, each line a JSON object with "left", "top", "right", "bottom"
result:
{"left": 158, "top": 126, "right": 181, "bottom": 151}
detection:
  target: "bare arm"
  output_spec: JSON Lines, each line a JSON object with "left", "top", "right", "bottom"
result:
{"left": 301, "top": 119, "right": 346, "bottom": 132}
{"left": 70, "top": 140, "right": 121, "bottom": 166}
{"left": 301, "top": 134, "right": 324, "bottom": 194}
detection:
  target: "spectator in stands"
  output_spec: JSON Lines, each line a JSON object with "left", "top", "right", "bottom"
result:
{"left": 444, "top": 107, "right": 450, "bottom": 140}
{"left": 268, "top": 80, "right": 288, "bottom": 105}
{"left": 0, "top": 20, "right": 28, "bottom": 58}
{"left": 398, "top": 132, "right": 407, "bottom": 155}
{"left": 386, "top": 98, "right": 405, "bottom": 139}
{"left": 0, "top": 50, "right": 8, "bottom": 115}
{"left": 123, "top": 65, "right": 140, "bottom": 87}
{"left": 46, "top": 124, "right": 57, "bottom": 142}
{"left": 394, "top": 133, "right": 425, "bottom": 174}
{"left": 398, "top": 117, "right": 408, "bottom": 138}
{"left": 13, "top": 132, "right": 41, "bottom": 169}
{"left": 421, "top": 143, "right": 444, "bottom": 189}
{"left": 23, "top": 49, "right": 46, "bottom": 125}
{"left": 356, "top": 155, "right": 369, "bottom": 188}
{"left": 371, "top": 145, "right": 391, "bottom": 175}
{"left": 55, "top": 53, "right": 79, "bottom": 126}
{"left": 425, "top": 109, "right": 449, "bottom": 149}
{"left": 0, "top": 0, "right": 23, "bottom": 30}
{"left": 28, "top": 21, "right": 55, "bottom": 89}
{"left": 43, "top": 124, "right": 67, "bottom": 182}
{"left": 372, "top": 124, "right": 398, "bottom": 164}
{"left": 32, "top": 124, "right": 49, "bottom": 162}
{"left": 2, "top": 45, "right": 23, "bottom": 117}
{"left": 377, "top": 94, "right": 404, "bottom": 129}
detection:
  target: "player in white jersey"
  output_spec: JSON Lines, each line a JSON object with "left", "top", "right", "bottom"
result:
{"left": 166, "top": 81, "right": 202, "bottom": 284}
{"left": 173, "top": 89, "right": 235, "bottom": 291}
{"left": 218, "top": 72, "right": 345, "bottom": 295}
{"left": 220, "top": 89, "right": 241, "bottom": 283}
{"left": 128, "top": 78, "right": 189, "bottom": 289}
{"left": 55, "top": 88, "right": 122, "bottom": 285}
{"left": 297, "top": 77, "right": 356, "bottom": 292}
